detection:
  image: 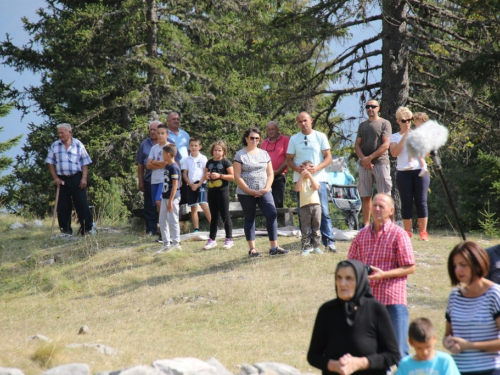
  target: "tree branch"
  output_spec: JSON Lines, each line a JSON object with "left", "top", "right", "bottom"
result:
{"left": 407, "top": 15, "right": 474, "bottom": 46}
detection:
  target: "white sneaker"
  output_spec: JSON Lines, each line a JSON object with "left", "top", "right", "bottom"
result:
{"left": 326, "top": 243, "right": 337, "bottom": 253}
{"left": 154, "top": 243, "right": 172, "bottom": 255}
{"left": 403, "top": 164, "right": 414, "bottom": 170}
{"left": 204, "top": 239, "right": 217, "bottom": 250}
{"left": 223, "top": 238, "right": 234, "bottom": 249}
{"left": 301, "top": 249, "right": 312, "bottom": 256}
{"left": 170, "top": 243, "right": 182, "bottom": 250}
{"left": 312, "top": 247, "right": 324, "bottom": 254}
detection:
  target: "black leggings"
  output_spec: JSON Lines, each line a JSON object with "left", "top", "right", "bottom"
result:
{"left": 207, "top": 188, "right": 232, "bottom": 240}
{"left": 395, "top": 169, "right": 430, "bottom": 219}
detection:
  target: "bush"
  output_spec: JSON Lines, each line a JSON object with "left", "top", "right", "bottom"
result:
{"left": 89, "top": 177, "right": 128, "bottom": 225}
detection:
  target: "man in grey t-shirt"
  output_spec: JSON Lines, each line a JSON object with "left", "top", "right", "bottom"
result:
{"left": 355, "top": 99, "right": 392, "bottom": 227}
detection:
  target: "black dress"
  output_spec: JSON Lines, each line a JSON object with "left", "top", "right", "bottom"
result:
{"left": 307, "top": 260, "right": 400, "bottom": 375}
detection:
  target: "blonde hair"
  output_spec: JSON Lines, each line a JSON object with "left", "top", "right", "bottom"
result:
{"left": 413, "top": 112, "right": 429, "bottom": 123}
{"left": 395, "top": 107, "right": 412, "bottom": 121}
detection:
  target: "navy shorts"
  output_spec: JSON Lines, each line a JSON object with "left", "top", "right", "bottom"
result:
{"left": 187, "top": 182, "right": 208, "bottom": 207}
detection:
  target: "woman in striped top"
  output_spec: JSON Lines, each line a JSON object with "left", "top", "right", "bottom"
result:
{"left": 444, "top": 241, "right": 500, "bottom": 375}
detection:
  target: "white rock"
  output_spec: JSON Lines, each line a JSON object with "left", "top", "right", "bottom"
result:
{"left": 9, "top": 222, "right": 25, "bottom": 230}
{"left": 90, "top": 344, "right": 118, "bottom": 356}
{"left": 0, "top": 368, "right": 25, "bottom": 375}
{"left": 33, "top": 220, "right": 43, "bottom": 227}
{"left": 78, "top": 325, "right": 90, "bottom": 334}
{"left": 65, "top": 343, "right": 117, "bottom": 356}
{"left": 236, "top": 365, "right": 258, "bottom": 375}
{"left": 39, "top": 259, "right": 56, "bottom": 266}
{"left": 41, "top": 363, "right": 90, "bottom": 375}
{"left": 205, "top": 358, "right": 233, "bottom": 375}
{"left": 119, "top": 365, "right": 163, "bottom": 375}
{"left": 253, "top": 363, "right": 301, "bottom": 375}
{"left": 152, "top": 358, "right": 218, "bottom": 375}
{"left": 28, "top": 334, "right": 52, "bottom": 342}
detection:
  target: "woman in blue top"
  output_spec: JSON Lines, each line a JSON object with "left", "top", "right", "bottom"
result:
{"left": 444, "top": 241, "right": 500, "bottom": 375}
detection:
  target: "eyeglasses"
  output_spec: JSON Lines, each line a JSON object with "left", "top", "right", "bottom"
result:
{"left": 249, "top": 136, "right": 260, "bottom": 141}
{"left": 304, "top": 136, "right": 308, "bottom": 146}
{"left": 365, "top": 105, "right": 379, "bottom": 109}
{"left": 265, "top": 141, "right": 276, "bottom": 152}
{"left": 400, "top": 118, "right": 413, "bottom": 123}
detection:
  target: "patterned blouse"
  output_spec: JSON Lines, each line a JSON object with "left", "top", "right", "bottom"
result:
{"left": 234, "top": 148, "right": 271, "bottom": 195}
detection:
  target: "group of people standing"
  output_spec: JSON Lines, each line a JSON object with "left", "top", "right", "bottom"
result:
{"left": 45, "top": 101, "right": 430, "bottom": 253}
{"left": 355, "top": 99, "right": 431, "bottom": 241}
{"left": 133, "top": 111, "right": 338, "bottom": 256}
{"left": 45, "top": 104, "right": 500, "bottom": 374}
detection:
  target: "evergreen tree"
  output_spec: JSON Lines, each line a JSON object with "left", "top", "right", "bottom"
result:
{"left": 0, "top": 0, "right": 316, "bottom": 216}
{"left": 0, "top": 83, "right": 22, "bottom": 211}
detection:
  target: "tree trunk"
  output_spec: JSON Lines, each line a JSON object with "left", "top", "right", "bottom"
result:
{"left": 380, "top": 0, "right": 409, "bottom": 222}
{"left": 147, "top": 0, "right": 159, "bottom": 119}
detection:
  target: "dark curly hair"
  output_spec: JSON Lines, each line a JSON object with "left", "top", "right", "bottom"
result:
{"left": 241, "top": 127, "right": 262, "bottom": 146}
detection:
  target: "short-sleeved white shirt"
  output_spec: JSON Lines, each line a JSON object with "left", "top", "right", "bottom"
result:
{"left": 389, "top": 132, "right": 424, "bottom": 171}
{"left": 148, "top": 143, "right": 170, "bottom": 184}
{"left": 287, "top": 130, "right": 330, "bottom": 183}
{"left": 181, "top": 153, "right": 208, "bottom": 183}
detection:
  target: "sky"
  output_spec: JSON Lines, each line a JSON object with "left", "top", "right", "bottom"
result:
{"left": 0, "top": 1, "right": 380, "bottom": 174}
{"left": 0, "top": 0, "right": 45, "bottom": 166}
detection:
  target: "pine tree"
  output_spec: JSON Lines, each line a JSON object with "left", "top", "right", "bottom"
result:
{"left": 0, "top": 83, "right": 22, "bottom": 211}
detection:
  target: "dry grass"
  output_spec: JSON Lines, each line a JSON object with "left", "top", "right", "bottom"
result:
{"left": 0, "top": 213, "right": 498, "bottom": 374}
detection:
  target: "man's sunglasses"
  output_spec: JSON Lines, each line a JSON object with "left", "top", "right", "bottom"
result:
{"left": 365, "top": 105, "right": 378, "bottom": 109}
{"left": 400, "top": 118, "right": 413, "bottom": 123}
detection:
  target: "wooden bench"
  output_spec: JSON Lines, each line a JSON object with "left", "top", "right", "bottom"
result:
{"left": 132, "top": 202, "right": 298, "bottom": 226}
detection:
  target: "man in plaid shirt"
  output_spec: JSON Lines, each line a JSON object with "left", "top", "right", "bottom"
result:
{"left": 348, "top": 193, "right": 415, "bottom": 357}
{"left": 46, "top": 123, "right": 93, "bottom": 235}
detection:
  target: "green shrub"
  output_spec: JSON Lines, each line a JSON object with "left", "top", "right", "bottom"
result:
{"left": 89, "top": 176, "right": 128, "bottom": 225}
{"left": 479, "top": 202, "right": 500, "bottom": 238}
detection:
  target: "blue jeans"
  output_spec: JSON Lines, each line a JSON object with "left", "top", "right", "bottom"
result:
{"left": 297, "top": 182, "right": 335, "bottom": 246}
{"left": 143, "top": 179, "right": 158, "bottom": 234}
{"left": 386, "top": 304, "right": 409, "bottom": 357}
{"left": 238, "top": 192, "right": 278, "bottom": 242}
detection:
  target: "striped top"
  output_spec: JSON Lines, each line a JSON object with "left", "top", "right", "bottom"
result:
{"left": 446, "top": 285, "right": 500, "bottom": 373}
{"left": 46, "top": 138, "right": 92, "bottom": 176}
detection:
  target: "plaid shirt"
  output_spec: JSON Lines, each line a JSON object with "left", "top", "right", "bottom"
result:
{"left": 348, "top": 221, "right": 415, "bottom": 305}
{"left": 46, "top": 137, "right": 92, "bottom": 176}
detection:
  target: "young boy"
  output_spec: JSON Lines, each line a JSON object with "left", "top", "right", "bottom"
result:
{"left": 182, "top": 137, "right": 211, "bottom": 232}
{"left": 146, "top": 124, "right": 181, "bottom": 228}
{"left": 295, "top": 160, "right": 322, "bottom": 255}
{"left": 396, "top": 318, "right": 459, "bottom": 375}
{"left": 155, "top": 144, "right": 182, "bottom": 254}
{"left": 404, "top": 112, "right": 429, "bottom": 177}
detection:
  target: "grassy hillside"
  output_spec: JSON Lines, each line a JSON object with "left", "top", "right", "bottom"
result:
{"left": 1, "top": 214, "right": 498, "bottom": 374}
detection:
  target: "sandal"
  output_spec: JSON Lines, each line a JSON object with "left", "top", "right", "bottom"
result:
{"left": 249, "top": 248, "right": 261, "bottom": 257}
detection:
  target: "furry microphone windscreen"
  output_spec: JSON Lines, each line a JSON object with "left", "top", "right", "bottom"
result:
{"left": 406, "top": 120, "right": 449, "bottom": 159}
